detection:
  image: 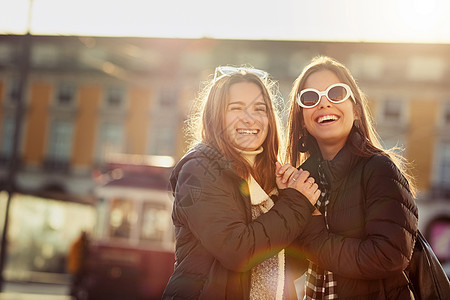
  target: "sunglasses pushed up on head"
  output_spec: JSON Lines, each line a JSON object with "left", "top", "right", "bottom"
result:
{"left": 213, "top": 66, "right": 269, "bottom": 84}
{"left": 297, "top": 83, "right": 356, "bottom": 108}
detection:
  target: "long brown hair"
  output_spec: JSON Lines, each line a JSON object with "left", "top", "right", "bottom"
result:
{"left": 186, "top": 67, "right": 283, "bottom": 193}
{"left": 285, "top": 56, "right": 416, "bottom": 195}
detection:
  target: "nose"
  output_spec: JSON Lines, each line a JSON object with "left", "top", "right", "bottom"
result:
{"left": 240, "top": 110, "right": 256, "bottom": 124}
{"left": 318, "top": 95, "right": 331, "bottom": 108}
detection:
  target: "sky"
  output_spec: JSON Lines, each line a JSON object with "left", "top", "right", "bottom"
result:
{"left": 1, "top": 0, "right": 450, "bottom": 43}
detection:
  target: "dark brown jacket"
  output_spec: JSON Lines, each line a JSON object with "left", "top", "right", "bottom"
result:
{"left": 286, "top": 132, "right": 418, "bottom": 299}
{"left": 162, "top": 144, "right": 316, "bottom": 300}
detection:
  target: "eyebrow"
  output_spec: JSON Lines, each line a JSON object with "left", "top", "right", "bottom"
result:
{"left": 227, "top": 100, "right": 267, "bottom": 106}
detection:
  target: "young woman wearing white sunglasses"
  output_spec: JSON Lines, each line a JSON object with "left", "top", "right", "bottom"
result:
{"left": 282, "top": 56, "right": 418, "bottom": 299}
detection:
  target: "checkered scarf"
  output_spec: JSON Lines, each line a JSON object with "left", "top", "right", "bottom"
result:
{"left": 304, "top": 162, "right": 338, "bottom": 299}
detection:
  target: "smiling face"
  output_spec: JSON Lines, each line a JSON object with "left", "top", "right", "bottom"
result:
{"left": 225, "top": 81, "right": 269, "bottom": 151}
{"left": 302, "top": 69, "right": 357, "bottom": 159}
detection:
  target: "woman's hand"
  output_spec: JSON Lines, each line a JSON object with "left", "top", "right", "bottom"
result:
{"left": 276, "top": 162, "right": 320, "bottom": 206}
{"left": 289, "top": 169, "right": 321, "bottom": 206}
{"left": 275, "top": 162, "right": 298, "bottom": 189}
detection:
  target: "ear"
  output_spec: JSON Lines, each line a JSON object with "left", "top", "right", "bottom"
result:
{"left": 353, "top": 108, "right": 360, "bottom": 120}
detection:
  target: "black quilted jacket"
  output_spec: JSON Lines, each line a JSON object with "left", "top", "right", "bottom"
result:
{"left": 286, "top": 131, "right": 419, "bottom": 299}
{"left": 162, "top": 144, "right": 316, "bottom": 300}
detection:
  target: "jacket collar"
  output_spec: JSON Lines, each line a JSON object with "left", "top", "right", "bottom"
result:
{"left": 319, "top": 144, "right": 361, "bottom": 190}
{"left": 191, "top": 143, "right": 234, "bottom": 170}
{"left": 169, "top": 143, "right": 235, "bottom": 192}
{"left": 302, "top": 127, "right": 364, "bottom": 190}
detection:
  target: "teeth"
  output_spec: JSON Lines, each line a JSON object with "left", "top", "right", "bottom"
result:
{"left": 237, "top": 129, "right": 258, "bottom": 134}
{"left": 318, "top": 115, "right": 338, "bottom": 123}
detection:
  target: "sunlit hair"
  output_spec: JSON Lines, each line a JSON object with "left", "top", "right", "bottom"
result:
{"left": 185, "top": 66, "right": 284, "bottom": 193}
{"left": 285, "top": 56, "right": 416, "bottom": 196}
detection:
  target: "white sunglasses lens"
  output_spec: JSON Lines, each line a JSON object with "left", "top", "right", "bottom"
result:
{"left": 300, "top": 91, "right": 319, "bottom": 107}
{"left": 328, "top": 85, "right": 347, "bottom": 101}
{"left": 251, "top": 69, "right": 267, "bottom": 79}
{"left": 219, "top": 66, "right": 235, "bottom": 76}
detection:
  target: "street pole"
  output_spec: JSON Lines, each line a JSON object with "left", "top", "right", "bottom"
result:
{"left": 0, "top": 1, "right": 33, "bottom": 291}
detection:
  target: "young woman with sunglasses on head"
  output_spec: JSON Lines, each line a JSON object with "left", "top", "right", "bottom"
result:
{"left": 162, "top": 66, "right": 320, "bottom": 300}
{"left": 282, "top": 56, "right": 418, "bottom": 299}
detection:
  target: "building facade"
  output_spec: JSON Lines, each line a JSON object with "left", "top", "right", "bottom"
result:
{"left": 0, "top": 35, "right": 449, "bottom": 279}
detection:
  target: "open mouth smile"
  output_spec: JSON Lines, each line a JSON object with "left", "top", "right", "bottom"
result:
{"left": 236, "top": 129, "right": 260, "bottom": 135}
{"left": 316, "top": 114, "right": 339, "bottom": 124}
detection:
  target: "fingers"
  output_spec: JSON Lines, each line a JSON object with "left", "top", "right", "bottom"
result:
{"left": 275, "top": 162, "right": 290, "bottom": 189}
{"left": 287, "top": 171, "right": 320, "bottom": 206}
{"left": 275, "top": 161, "right": 282, "bottom": 175}
{"left": 310, "top": 186, "right": 321, "bottom": 205}
{"left": 306, "top": 177, "right": 315, "bottom": 186}
{"left": 286, "top": 169, "right": 310, "bottom": 190}
{"left": 303, "top": 184, "right": 320, "bottom": 206}
{"left": 295, "top": 169, "right": 310, "bottom": 185}
{"left": 276, "top": 163, "right": 299, "bottom": 184}
{"left": 313, "top": 188, "right": 321, "bottom": 199}
{"left": 275, "top": 164, "right": 321, "bottom": 206}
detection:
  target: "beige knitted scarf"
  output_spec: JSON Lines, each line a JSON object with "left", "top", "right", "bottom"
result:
{"left": 240, "top": 148, "right": 285, "bottom": 300}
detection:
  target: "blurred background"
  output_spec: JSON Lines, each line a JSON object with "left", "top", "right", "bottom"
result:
{"left": 0, "top": 0, "right": 449, "bottom": 299}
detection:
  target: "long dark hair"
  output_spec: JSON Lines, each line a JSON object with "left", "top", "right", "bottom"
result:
{"left": 286, "top": 56, "right": 416, "bottom": 195}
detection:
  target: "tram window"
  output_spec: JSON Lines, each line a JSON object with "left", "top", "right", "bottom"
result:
{"left": 140, "top": 202, "right": 170, "bottom": 242}
{"left": 109, "top": 198, "right": 137, "bottom": 239}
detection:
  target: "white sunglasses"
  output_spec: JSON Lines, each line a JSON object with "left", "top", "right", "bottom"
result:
{"left": 297, "top": 83, "right": 356, "bottom": 108}
{"left": 213, "top": 66, "right": 269, "bottom": 84}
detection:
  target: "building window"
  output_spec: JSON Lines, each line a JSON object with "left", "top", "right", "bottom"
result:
{"left": 436, "top": 141, "right": 450, "bottom": 189}
{"left": 377, "top": 98, "right": 407, "bottom": 154}
{"left": 381, "top": 98, "right": 404, "bottom": 124}
{"left": 98, "top": 122, "right": 124, "bottom": 161}
{"left": 148, "top": 88, "right": 178, "bottom": 156}
{"left": 349, "top": 53, "right": 384, "bottom": 80}
{"left": 45, "top": 119, "right": 73, "bottom": 170}
{"left": 148, "top": 116, "right": 176, "bottom": 156}
{"left": 56, "top": 82, "right": 76, "bottom": 106}
{"left": 407, "top": 56, "right": 445, "bottom": 81}
{"left": 31, "top": 44, "right": 59, "bottom": 67}
{"left": 79, "top": 47, "right": 108, "bottom": 70}
{"left": 0, "top": 43, "right": 13, "bottom": 65}
{"left": 104, "top": 87, "right": 126, "bottom": 109}
{"left": 158, "top": 88, "right": 178, "bottom": 108}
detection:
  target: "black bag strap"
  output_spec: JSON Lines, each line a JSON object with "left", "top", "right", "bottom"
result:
{"left": 417, "top": 230, "right": 450, "bottom": 299}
